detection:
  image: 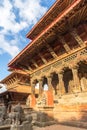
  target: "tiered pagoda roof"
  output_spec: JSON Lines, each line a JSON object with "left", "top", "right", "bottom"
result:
{"left": 8, "top": 0, "right": 87, "bottom": 74}
{"left": 1, "top": 71, "right": 31, "bottom": 94}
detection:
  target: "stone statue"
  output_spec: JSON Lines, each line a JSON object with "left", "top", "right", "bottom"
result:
{"left": 0, "top": 104, "right": 7, "bottom": 120}
{"left": 9, "top": 103, "right": 25, "bottom": 125}
{"left": 10, "top": 106, "right": 33, "bottom": 130}
{"left": 0, "top": 103, "right": 11, "bottom": 125}
{"left": 22, "top": 115, "right": 33, "bottom": 130}
{"left": 9, "top": 107, "right": 16, "bottom": 125}
{"left": 13, "top": 103, "right": 25, "bottom": 125}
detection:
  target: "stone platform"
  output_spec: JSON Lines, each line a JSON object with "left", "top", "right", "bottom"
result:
{"left": 0, "top": 125, "right": 10, "bottom": 130}
{"left": 33, "top": 124, "right": 87, "bottom": 130}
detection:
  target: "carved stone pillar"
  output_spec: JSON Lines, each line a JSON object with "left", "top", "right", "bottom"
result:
{"left": 58, "top": 71, "right": 65, "bottom": 95}
{"left": 39, "top": 79, "right": 43, "bottom": 97}
{"left": 72, "top": 66, "right": 81, "bottom": 92}
{"left": 47, "top": 75, "right": 53, "bottom": 91}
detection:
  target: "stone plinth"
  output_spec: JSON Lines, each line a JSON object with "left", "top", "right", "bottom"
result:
{"left": 0, "top": 125, "right": 10, "bottom": 130}
{"left": 10, "top": 116, "right": 33, "bottom": 130}
{"left": 38, "top": 106, "right": 54, "bottom": 118}
{"left": 34, "top": 106, "right": 56, "bottom": 127}
{"left": 24, "top": 107, "right": 33, "bottom": 114}
{"left": 53, "top": 92, "right": 87, "bottom": 123}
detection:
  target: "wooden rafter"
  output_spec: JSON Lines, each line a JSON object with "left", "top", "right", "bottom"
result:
{"left": 31, "top": 59, "right": 38, "bottom": 68}
{"left": 27, "top": 66, "right": 33, "bottom": 71}
{"left": 71, "top": 29, "right": 84, "bottom": 46}
{"left": 45, "top": 42, "right": 58, "bottom": 58}
{"left": 33, "top": 46, "right": 48, "bottom": 64}
{"left": 58, "top": 36, "right": 71, "bottom": 52}
{"left": 38, "top": 53, "right": 47, "bottom": 64}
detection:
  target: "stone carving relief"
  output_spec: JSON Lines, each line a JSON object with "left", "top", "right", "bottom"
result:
{"left": 79, "top": 73, "right": 87, "bottom": 92}
{"left": 68, "top": 80, "right": 75, "bottom": 93}
{"left": 36, "top": 92, "right": 47, "bottom": 106}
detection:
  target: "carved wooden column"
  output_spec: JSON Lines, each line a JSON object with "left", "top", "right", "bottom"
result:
{"left": 58, "top": 71, "right": 65, "bottom": 95}
{"left": 39, "top": 78, "right": 43, "bottom": 97}
{"left": 72, "top": 66, "right": 81, "bottom": 92}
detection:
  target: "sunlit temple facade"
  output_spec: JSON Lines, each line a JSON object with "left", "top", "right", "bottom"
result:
{"left": 1, "top": 0, "right": 87, "bottom": 124}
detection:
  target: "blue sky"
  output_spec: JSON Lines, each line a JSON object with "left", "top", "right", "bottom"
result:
{"left": 0, "top": 0, "right": 56, "bottom": 81}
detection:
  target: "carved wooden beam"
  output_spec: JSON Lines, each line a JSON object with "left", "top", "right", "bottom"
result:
{"left": 35, "top": 47, "right": 48, "bottom": 64}
{"left": 11, "top": 78, "right": 14, "bottom": 84}
{"left": 6, "top": 81, "right": 9, "bottom": 86}
{"left": 71, "top": 29, "right": 83, "bottom": 46}
{"left": 9, "top": 79, "right": 12, "bottom": 85}
{"left": 22, "top": 69, "right": 31, "bottom": 74}
{"left": 38, "top": 53, "right": 47, "bottom": 64}
{"left": 28, "top": 66, "right": 33, "bottom": 71}
{"left": 45, "top": 43, "right": 58, "bottom": 58}
{"left": 31, "top": 59, "right": 38, "bottom": 68}
{"left": 12, "top": 77, "right": 15, "bottom": 82}
{"left": 20, "top": 64, "right": 29, "bottom": 70}
{"left": 58, "top": 36, "right": 71, "bottom": 52}
{"left": 9, "top": 79, "right": 14, "bottom": 86}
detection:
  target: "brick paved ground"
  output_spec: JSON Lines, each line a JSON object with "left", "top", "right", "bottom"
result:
{"left": 33, "top": 124, "right": 87, "bottom": 130}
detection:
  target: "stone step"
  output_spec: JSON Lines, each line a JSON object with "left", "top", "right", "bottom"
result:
{"left": 0, "top": 125, "right": 10, "bottom": 130}
{"left": 59, "top": 121, "right": 87, "bottom": 129}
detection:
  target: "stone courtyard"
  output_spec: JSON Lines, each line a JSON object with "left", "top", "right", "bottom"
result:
{"left": 33, "top": 124, "right": 87, "bottom": 130}
{"left": 0, "top": 0, "right": 87, "bottom": 130}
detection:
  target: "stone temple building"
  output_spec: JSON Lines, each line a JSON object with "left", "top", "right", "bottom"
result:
{"left": 1, "top": 0, "right": 87, "bottom": 125}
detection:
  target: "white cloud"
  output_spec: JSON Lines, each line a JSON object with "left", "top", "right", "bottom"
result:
{"left": 0, "top": 83, "right": 7, "bottom": 94}
{"left": 0, "top": 0, "right": 47, "bottom": 58}
{"left": 0, "top": 34, "right": 20, "bottom": 58}
{"left": 0, "top": 0, "right": 29, "bottom": 33}
{"left": 14, "top": 0, "right": 47, "bottom": 25}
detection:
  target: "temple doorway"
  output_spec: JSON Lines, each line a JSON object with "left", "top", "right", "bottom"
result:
{"left": 42, "top": 76, "right": 48, "bottom": 91}
{"left": 51, "top": 72, "right": 59, "bottom": 95}
{"left": 63, "top": 68, "right": 73, "bottom": 93}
